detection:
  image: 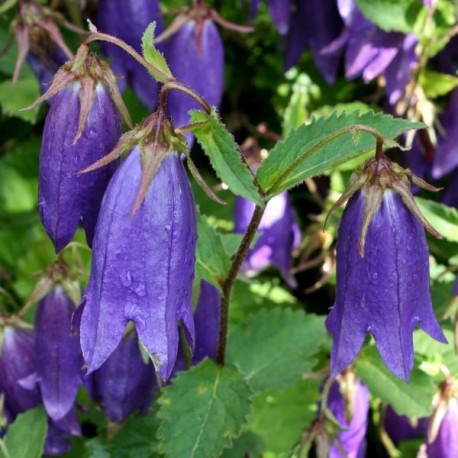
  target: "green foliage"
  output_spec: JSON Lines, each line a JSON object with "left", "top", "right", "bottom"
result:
{"left": 0, "top": 407, "right": 47, "bottom": 458}
{"left": 416, "top": 198, "right": 458, "bottom": 243}
{"left": 419, "top": 71, "right": 458, "bottom": 99}
{"left": 190, "top": 110, "right": 264, "bottom": 206}
{"left": 256, "top": 111, "right": 423, "bottom": 197}
{"left": 141, "top": 22, "right": 173, "bottom": 83}
{"left": 355, "top": 0, "right": 423, "bottom": 33}
{"left": 157, "top": 360, "right": 252, "bottom": 458}
{"left": 226, "top": 309, "right": 326, "bottom": 391}
{"left": 355, "top": 347, "right": 436, "bottom": 417}
{"left": 0, "top": 78, "right": 41, "bottom": 124}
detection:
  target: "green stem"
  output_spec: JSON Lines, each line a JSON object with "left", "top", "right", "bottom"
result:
{"left": 319, "top": 376, "right": 335, "bottom": 420}
{"left": 267, "top": 125, "right": 387, "bottom": 196}
{"left": 0, "top": 438, "right": 11, "bottom": 458}
{"left": 216, "top": 205, "right": 266, "bottom": 365}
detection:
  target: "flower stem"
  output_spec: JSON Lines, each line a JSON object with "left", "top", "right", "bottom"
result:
{"left": 216, "top": 204, "right": 265, "bottom": 365}
{"left": 159, "top": 80, "right": 211, "bottom": 114}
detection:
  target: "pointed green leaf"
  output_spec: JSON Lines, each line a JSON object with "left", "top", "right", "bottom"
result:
{"left": 256, "top": 111, "right": 424, "bottom": 197}
{"left": 1, "top": 407, "right": 47, "bottom": 458}
{"left": 419, "top": 70, "right": 458, "bottom": 98}
{"left": 157, "top": 360, "right": 252, "bottom": 458}
{"left": 190, "top": 110, "right": 264, "bottom": 206}
{"left": 141, "top": 22, "right": 173, "bottom": 83}
{"left": 0, "top": 78, "right": 41, "bottom": 123}
{"left": 226, "top": 309, "right": 326, "bottom": 391}
{"left": 355, "top": 347, "right": 436, "bottom": 417}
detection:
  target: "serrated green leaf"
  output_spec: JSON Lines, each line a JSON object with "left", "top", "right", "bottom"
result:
{"left": 0, "top": 78, "right": 41, "bottom": 123}
{"left": 226, "top": 309, "right": 325, "bottom": 391}
{"left": 355, "top": 0, "right": 423, "bottom": 33}
{"left": 416, "top": 198, "right": 458, "bottom": 242}
{"left": 355, "top": 347, "right": 436, "bottom": 418}
{"left": 196, "top": 213, "right": 231, "bottom": 289}
{"left": 248, "top": 380, "right": 320, "bottom": 453}
{"left": 221, "top": 431, "right": 265, "bottom": 458}
{"left": 419, "top": 70, "right": 458, "bottom": 98}
{"left": 141, "top": 22, "right": 173, "bottom": 83}
{"left": 1, "top": 407, "right": 47, "bottom": 458}
{"left": 257, "top": 111, "right": 423, "bottom": 197}
{"left": 157, "top": 360, "right": 252, "bottom": 458}
{"left": 190, "top": 110, "right": 264, "bottom": 206}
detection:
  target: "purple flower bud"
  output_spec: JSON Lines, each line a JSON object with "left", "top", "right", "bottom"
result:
{"left": 0, "top": 328, "right": 41, "bottom": 416}
{"left": 44, "top": 410, "right": 81, "bottom": 456}
{"left": 433, "top": 90, "right": 458, "bottom": 179}
{"left": 97, "top": 0, "right": 164, "bottom": 109}
{"left": 426, "top": 398, "right": 458, "bottom": 457}
{"left": 39, "top": 82, "right": 121, "bottom": 252}
{"left": 80, "top": 148, "right": 197, "bottom": 381}
{"left": 166, "top": 19, "right": 224, "bottom": 145}
{"left": 326, "top": 190, "right": 446, "bottom": 380}
{"left": 443, "top": 170, "right": 458, "bottom": 209}
{"left": 88, "top": 331, "right": 156, "bottom": 423}
{"left": 384, "top": 406, "right": 427, "bottom": 444}
{"left": 285, "top": 0, "right": 343, "bottom": 84}
{"left": 327, "top": 379, "right": 369, "bottom": 458}
{"left": 234, "top": 191, "right": 300, "bottom": 287}
{"left": 35, "top": 287, "right": 83, "bottom": 421}
{"left": 193, "top": 280, "right": 220, "bottom": 364}
{"left": 268, "top": 0, "right": 291, "bottom": 35}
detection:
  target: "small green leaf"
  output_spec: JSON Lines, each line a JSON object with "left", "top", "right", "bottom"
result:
{"left": 0, "top": 0, "right": 16, "bottom": 14}
{"left": 257, "top": 111, "right": 423, "bottom": 197}
{"left": 221, "top": 431, "right": 265, "bottom": 458}
{"left": 141, "top": 22, "right": 173, "bottom": 83}
{"left": 190, "top": 110, "right": 264, "bottom": 206}
{"left": 416, "top": 198, "right": 458, "bottom": 242}
{"left": 419, "top": 70, "right": 458, "bottom": 98}
{"left": 355, "top": 0, "right": 423, "bottom": 33}
{"left": 196, "top": 213, "right": 231, "bottom": 289}
{"left": 157, "top": 360, "right": 252, "bottom": 458}
{"left": 0, "top": 78, "right": 41, "bottom": 123}
{"left": 1, "top": 407, "right": 47, "bottom": 458}
{"left": 355, "top": 347, "right": 436, "bottom": 417}
{"left": 226, "top": 309, "right": 326, "bottom": 391}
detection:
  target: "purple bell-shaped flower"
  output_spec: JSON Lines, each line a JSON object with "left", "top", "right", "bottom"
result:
{"left": 234, "top": 191, "right": 300, "bottom": 288}
{"left": 35, "top": 287, "right": 83, "bottom": 421}
{"left": 80, "top": 144, "right": 197, "bottom": 381}
{"left": 250, "top": 0, "right": 292, "bottom": 35}
{"left": 44, "top": 410, "right": 81, "bottom": 456}
{"left": 383, "top": 405, "right": 427, "bottom": 445}
{"left": 87, "top": 331, "right": 156, "bottom": 423}
{"left": 327, "top": 377, "right": 369, "bottom": 458}
{"left": 326, "top": 156, "right": 446, "bottom": 380}
{"left": 97, "top": 0, "right": 164, "bottom": 109}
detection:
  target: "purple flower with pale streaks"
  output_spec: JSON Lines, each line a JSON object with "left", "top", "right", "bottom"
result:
{"left": 87, "top": 331, "right": 156, "bottom": 422}
{"left": 80, "top": 148, "right": 196, "bottom": 381}
{"left": 0, "top": 328, "right": 40, "bottom": 416}
{"left": 166, "top": 19, "right": 224, "bottom": 145}
{"left": 285, "top": 0, "right": 343, "bottom": 84}
{"left": 426, "top": 398, "right": 458, "bottom": 457}
{"left": 327, "top": 379, "right": 369, "bottom": 458}
{"left": 35, "top": 287, "right": 83, "bottom": 421}
{"left": 235, "top": 192, "right": 300, "bottom": 288}
{"left": 97, "top": 0, "right": 164, "bottom": 109}
{"left": 39, "top": 82, "right": 121, "bottom": 252}
{"left": 44, "top": 410, "right": 81, "bottom": 456}
{"left": 326, "top": 190, "right": 446, "bottom": 380}
{"left": 384, "top": 406, "right": 427, "bottom": 445}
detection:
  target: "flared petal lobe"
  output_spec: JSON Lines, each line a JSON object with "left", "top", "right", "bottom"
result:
{"left": 35, "top": 287, "right": 83, "bottom": 421}
{"left": 426, "top": 399, "right": 458, "bottom": 457}
{"left": 88, "top": 332, "right": 156, "bottom": 423}
{"left": 80, "top": 148, "right": 197, "bottom": 381}
{"left": 235, "top": 192, "right": 300, "bottom": 287}
{"left": 39, "top": 82, "right": 121, "bottom": 252}
{"left": 166, "top": 19, "right": 224, "bottom": 144}
{"left": 326, "top": 190, "right": 446, "bottom": 381}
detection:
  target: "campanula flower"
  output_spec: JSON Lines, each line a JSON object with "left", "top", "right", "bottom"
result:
{"left": 250, "top": 0, "right": 292, "bottom": 35}
{"left": 383, "top": 406, "right": 427, "bottom": 445}
{"left": 44, "top": 410, "right": 81, "bottom": 456}
{"left": 80, "top": 147, "right": 197, "bottom": 381}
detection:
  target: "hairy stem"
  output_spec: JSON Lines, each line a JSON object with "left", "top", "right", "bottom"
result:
{"left": 159, "top": 80, "right": 212, "bottom": 114}
{"left": 216, "top": 204, "right": 265, "bottom": 365}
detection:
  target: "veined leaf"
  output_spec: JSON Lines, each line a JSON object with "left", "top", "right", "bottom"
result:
{"left": 141, "top": 22, "right": 173, "bottom": 82}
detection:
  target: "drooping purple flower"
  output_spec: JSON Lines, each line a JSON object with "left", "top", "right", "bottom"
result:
{"left": 326, "top": 189, "right": 446, "bottom": 380}
{"left": 80, "top": 148, "right": 197, "bottom": 381}
{"left": 443, "top": 170, "right": 458, "bottom": 209}
{"left": 44, "top": 410, "right": 81, "bottom": 456}
{"left": 327, "top": 379, "right": 369, "bottom": 458}
{"left": 426, "top": 398, "right": 458, "bottom": 457}
{"left": 249, "top": 0, "right": 291, "bottom": 35}
{"left": 285, "top": 0, "right": 343, "bottom": 84}
{"left": 87, "top": 331, "right": 156, "bottom": 423}
{"left": 0, "top": 328, "right": 41, "bottom": 416}
{"left": 39, "top": 81, "right": 121, "bottom": 252}
{"left": 35, "top": 287, "right": 83, "bottom": 421}
{"left": 432, "top": 90, "right": 458, "bottom": 179}
{"left": 166, "top": 19, "right": 224, "bottom": 145}
{"left": 384, "top": 406, "right": 427, "bottom": 445}
{"left": 234, "top": 191, "right": 300, "bottom": 287}
{"left": 97, "top": 0, "right": 164, "bottom": 109}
